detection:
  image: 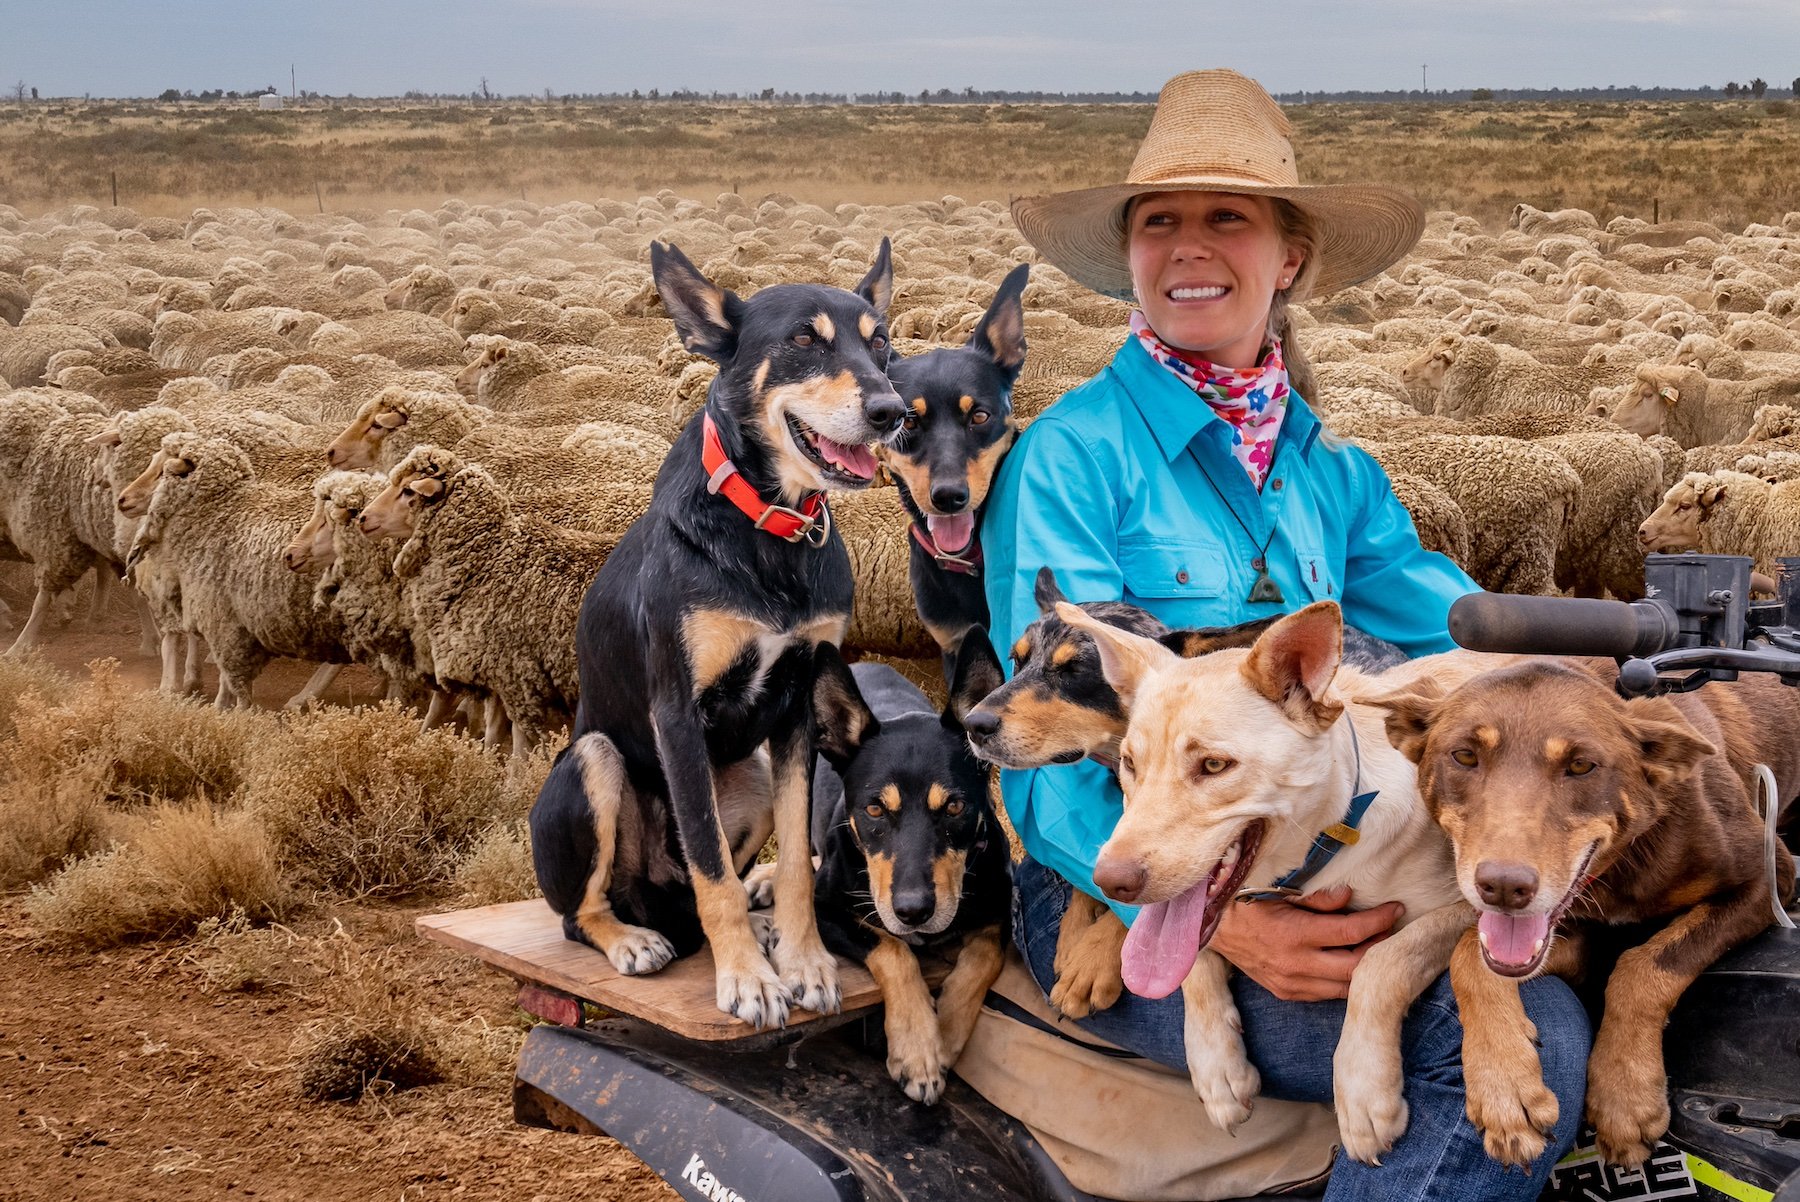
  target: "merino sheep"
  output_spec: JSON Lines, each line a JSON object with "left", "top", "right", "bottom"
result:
{"left": 1605, "top": 364, "right": 1800, "bottom": 447}
{"left": 356, "top": 445, "right": 623, "bottom": 754}
{"left": 126, "top": 433, "right": 349, "bottom": 709}
{"left": 1638, "top": 469, "right": 1800, "bottom": 578}
{"left": 1400, "top": 334, "right": 1597, "bottom": 418}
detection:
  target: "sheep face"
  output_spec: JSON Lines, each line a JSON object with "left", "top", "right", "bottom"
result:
{"left": 1743, "top": 404, "right": 1800, "bottom": 444}
{"left": 1400, "top": 346, "right": 1451, "bottom": 391}
{"left": 1609, "top": 376, "right": 1679, "bottom": 438}
{"left": 284, "top": 495, "right": 334, "bottom": 572}
{"left": 455, "top": 347, "right": 499, "bottom": 396}
{"left": 326, "top": 402, "right": 405, "bottom": 469}
{"left": 358, "top": 473, "right": 438, "bottom": 540}
{"left": 1638, "top": 475, "right": 1722, "bottom": 551}
{"left": 117, "top": 449, "right": 169, "bottom": 518}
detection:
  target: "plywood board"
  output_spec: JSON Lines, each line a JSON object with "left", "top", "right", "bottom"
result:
{"left": 418, "top": 899, "right": 930, "bottom": 1042}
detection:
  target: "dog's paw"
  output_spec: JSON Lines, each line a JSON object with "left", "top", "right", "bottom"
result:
{"left": 714, "top": 954, "right": 789, "bottom": 1030}
{"left": 1334, "top": 1040, "right": 1409, "bottom": 1165}
{"left": 772, "top": 936, "right": 841, "bottom": 1015}
{"left": 1190, "top": 1049, "right": 1260, "bottom": 1134}
{"left": 885, "top": 1016, "right": 947, "bottom": 1105}
{"left": 747, "top": 911, "right": 777, "bottom": 956}
{"left": 1465, "top": 1061, "right": 1558, "bottom": 1168}
{"left": 1588, "top": 1077, "right": 1668, "bottom": 1169}
{"left": 603, "top": 924, "right": 676, "bottom": 976}
{"left": 742, "top": 861, "right": 777, "bottom": 910}
{"left": 1049, "top": 936, "right": 1124, "bottom": 1020}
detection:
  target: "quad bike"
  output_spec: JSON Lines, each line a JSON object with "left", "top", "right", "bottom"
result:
{"left": 421, "top": 552, "right": 1800, "bottom": 1202}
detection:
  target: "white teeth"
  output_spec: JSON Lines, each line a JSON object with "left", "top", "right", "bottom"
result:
{"left": 1169, "top": 286, "right": 1228, "bottom": 300}
{"left": 1220, "top": 844, "right": 1239, "bottom": 868}
{"left": 1478, "top": 927, "right": 1492, "bottom": 952}
{"left": 1530, "top": 938, "right": 1544, "bottom": 957}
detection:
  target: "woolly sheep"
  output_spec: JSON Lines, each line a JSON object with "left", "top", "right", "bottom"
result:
{"left": 1638, "top": 469, "right": 1800, "bottom": 579}
{"left": 1386, "top": 471, "right": 1471, "bottom": 567}
{"left": 1605, "top": 364, "right": 1800, "bottom": 447}
{"left": 126, "top": 432, "right": 349, "bottom": 708}
{"left": 1400, "top": 334, "right": 1598, "bottom": 419}
{"left": 0, "top": 322, "right": 112, "bottom": 386}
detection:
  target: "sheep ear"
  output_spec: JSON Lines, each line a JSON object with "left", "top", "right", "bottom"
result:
{"left": 1699, "top": 481, "right": 1728, "bottom": 507}
{"left": 651, "top": 241, "right": 739, "bottom": 361}
{"left": 1032, "top": 566, "right": 1066, "bottom": 614}
{"left": 84, "top": 428, "right": 122, "bottom": 449}
{"left": 411, "top": 477, "right": 443, "bottom": 498}
{"left": 855, "top": 237, "right": 894, "bottom": 316}
{"left": 967, "top": 263, "right": 1028, "bottom": 376}
{"left": 374, "top": 410, "right": 406, "bottom": 430}
{"left": 493, "top": 345, "right": 508, "bottom": 360}
{"left": 1590, "top": 403, "right": 1611, "bottom": 418}
{"left": 1659, "top": 386, "right": 1680, "bottom": 405}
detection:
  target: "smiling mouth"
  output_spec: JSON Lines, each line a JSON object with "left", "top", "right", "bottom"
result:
{"left": 1117, "top": 819, "right": 1266, "bottom": 1000}
{"left": 786, "top": 414, "right": 877, "bottom": 486}
{"left": 1475, "top": 841, "right": 1598, "bottom": 979}
{"left": 1167, "top": 285, "right": 1230, "bottom": 301}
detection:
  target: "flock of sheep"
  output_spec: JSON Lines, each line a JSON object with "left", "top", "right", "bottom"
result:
{"left": 3, "top": 194, "right": 1800, "bottom": 748}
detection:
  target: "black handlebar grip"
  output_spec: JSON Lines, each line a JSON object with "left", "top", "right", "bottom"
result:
{"left": 1448, "top": 593, "right": 1674, "bottom": 658}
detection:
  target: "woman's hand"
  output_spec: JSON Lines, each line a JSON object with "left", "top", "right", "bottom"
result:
{"left": 1211, "top": 885, "right": 1404, "bottom": 1002}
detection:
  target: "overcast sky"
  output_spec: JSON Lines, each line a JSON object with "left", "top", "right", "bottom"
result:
{"left": 6, "top": 0, "right": 1796, "bottom": 98}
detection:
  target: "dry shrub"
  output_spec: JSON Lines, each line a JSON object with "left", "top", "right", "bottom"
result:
{"left": 0, "top": 753, "right": 120, "bottom": 887}
{"left": 245, "top": 702, "right": 523, "bottom": 898}
{"left": 3, "top": 660, "right": 257, "bottom": 805}
{"left": 188, "top": 906, "right": 315, "bottom": 994}
{"left": 26, "top": 802, "right": 289, "bottom": 947}
{"left": 0, "top": 651, "right": 76, "bottom": 740}
{"left": 452, "top": 820, "right": 539, "bottom": 905}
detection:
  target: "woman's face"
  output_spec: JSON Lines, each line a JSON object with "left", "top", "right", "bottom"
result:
{"left": 1126, "top": 191, "right": 1305, "bottom": 368}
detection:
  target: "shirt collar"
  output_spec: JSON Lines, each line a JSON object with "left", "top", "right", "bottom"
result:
{"left": 1109, "top": 336, "right": 1322, "bottom": 463}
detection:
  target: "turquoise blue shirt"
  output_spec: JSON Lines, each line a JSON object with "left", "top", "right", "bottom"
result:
{"left": 983, "top": 336, "right": 1479, "bottom": 922}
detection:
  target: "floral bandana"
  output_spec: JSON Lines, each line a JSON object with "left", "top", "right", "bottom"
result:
{"left": 1130, "top": 309, "right": 1289, "bottom": 490}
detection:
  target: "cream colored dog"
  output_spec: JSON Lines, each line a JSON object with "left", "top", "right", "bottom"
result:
{"left": 1057, "top": 599, "right": 1514, "bottom": 1163}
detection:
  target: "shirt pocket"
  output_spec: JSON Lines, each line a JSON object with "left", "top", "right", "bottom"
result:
{"left": 1118, "top": 538, "right": 1229, "bottom": 601}
{"left": 1294, "top": 545, "right": 1338, "bottom": 601}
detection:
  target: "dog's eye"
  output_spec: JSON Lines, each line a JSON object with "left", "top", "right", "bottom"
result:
{"left": 901, "top": 414, "right": 919, "bottom": 431}
{"left": 1451, "top": 748, "right": 1478, "bottom": 768}
{"left": 1197, "top": 756, "right": 1232, "bottom": 776}
{"left": 863, "top": 802, "right": 885, "bottom": 819}
{"left": 1567, "top": 758, "right": 1596, "bottom": 776}
{"left": 1118, "top": 753, "right": 1134, "bottom": 777}
{"left": 944, "top": 799, "right": 964, "bottom": 816}
{"left": 793, "top": 332, "right": 814, "bottom": 347}
{"left": 969, "top": 411, "right": 989, "bottom": 426}
{"left": 870, "top": 334, "right": 888, "bottom": 352}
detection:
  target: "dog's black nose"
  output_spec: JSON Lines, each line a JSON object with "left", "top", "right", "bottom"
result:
{"left": 863, "top": 389, "right": 906, "bottom": 434}
{"left": 1474, "top": 860, "right": 1539, "bottom": 911}
{"left": 892, "top": 889, "right": 935, "bottom": 928}
{"left": 930, "top": 483, "right": 968, "bottom": 513}
{"left": 963, "top": 709, "right": 999, "bottom": 744}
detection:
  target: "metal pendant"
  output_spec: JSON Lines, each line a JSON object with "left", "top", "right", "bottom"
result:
{"left": 1248, "top": 567, "right": 1285, "bottom": 604}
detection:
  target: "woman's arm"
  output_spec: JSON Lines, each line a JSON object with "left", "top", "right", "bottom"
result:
{"left": 1337, "top": 446, "right": 1480, "bottom": 658}
{"left": 983, "top": 415, "right": 1133, "bottom": 913}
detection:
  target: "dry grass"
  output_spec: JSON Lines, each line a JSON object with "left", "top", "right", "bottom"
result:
{"left": 452, "top": 819, "right": 540, "bottom": 906}
{"left": 5, "top": 98, "right": 1798, "bottom": 227}
{"left": 25, "top": 801, "right": 290, "bottom": 946}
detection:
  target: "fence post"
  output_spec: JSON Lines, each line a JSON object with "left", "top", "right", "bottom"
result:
{"left": 315, "top": 180, "right": 323, "bottom": 213}
{"left": 1653, "top": 197, "right": 1659, "bottom": 225}
{"left": 110, "top": 170, "right": 118, "bottom": 207}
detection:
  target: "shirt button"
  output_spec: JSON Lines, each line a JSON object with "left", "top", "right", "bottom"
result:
{"left": 1176, "top": 570, "right": 1190, "bottom": 584}
{"left": 1272, "top": 478, "right": 1284, "bottom": 491}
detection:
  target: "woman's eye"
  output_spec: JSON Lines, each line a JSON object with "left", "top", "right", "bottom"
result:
{"left": 969, "top": 411, "right": 989, "bottom": 426}
{"left": 1451, "top": 749, "right": 1478, "bottom": 768}
{"left": 863, "top": 803, "right": 884, "bottom": 819}
{"left": 793, "top": 332, "right": 814, "bottom": 347}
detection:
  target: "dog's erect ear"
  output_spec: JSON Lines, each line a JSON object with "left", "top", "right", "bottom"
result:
{"left": 1159, "top": 615, "right": 1281, "bottom": 659}
{"left": 651, "top": 241, "right": 739, "bottom": 362}
{"left": 855, "top": 237, "right": 894, "bottom": 316}
{"left": 1054, "top": 602, "right": 1177, "bottom": 711}
{"left": 1033, "top": 566, "right": 1066, "bottom": 614}
{"left": 812, "top": 643, "right": 879, "bottom": 773}
{"left": 944, "top": 628, "right": 1005, "bottom": 730}
{"left": 1621, "top": 695, "right": 1716, "bottom": 787}
{"left": 1362, "top": 678, "right": 1450, "bottom": 764}
{"left": 968, "top": 263, "right": 1029, "bottom": 378}
{"left": 1241, "top": 602, "right": 1345, "bottom": 732}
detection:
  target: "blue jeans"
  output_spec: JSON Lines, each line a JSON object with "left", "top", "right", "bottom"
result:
{"left": 1012, "top": 855, "right": 1589, "bottom": 1202}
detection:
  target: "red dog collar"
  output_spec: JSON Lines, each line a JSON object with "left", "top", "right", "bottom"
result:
{"left": 909, "top": 522, "right": 982, "bottom": 575}
{"left": 702, "top": 412, "right": 830, "bottom": 546}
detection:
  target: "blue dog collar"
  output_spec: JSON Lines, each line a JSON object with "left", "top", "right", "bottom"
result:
{"left": 1237, "top": 721, "right": 1378, "bottom": 903}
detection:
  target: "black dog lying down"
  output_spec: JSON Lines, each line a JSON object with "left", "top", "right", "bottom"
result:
{"left": 808, "top": 635, "right": 1011, "bottom": 1103}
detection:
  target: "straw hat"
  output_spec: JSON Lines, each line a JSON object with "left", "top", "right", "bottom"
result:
{"left": 1012, "top": 69, "right": 1424, "bottom": 300}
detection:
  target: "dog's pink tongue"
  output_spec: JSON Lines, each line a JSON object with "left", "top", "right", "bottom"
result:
{"left": 1119, "top": 879, "right": 1212, "bottom": 1000}
{"left": 1478, "top": 911, "right": 1550, "bottom": 968}
{"left": 927, "top": 512, "right": 975, "bottom": 553}
{"left": 815, "top": 435, "right": 876, "bottom": 480}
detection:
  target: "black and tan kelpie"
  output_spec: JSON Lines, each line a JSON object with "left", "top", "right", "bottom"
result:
{"left": 530, "top": 240, "right": 905, "bottom": 1030}
{"left": 810, "top": 634, "right": 1011, "bottom": 1104}
{"left": 880, "top": 264, "right": 1029, "bottom": 679}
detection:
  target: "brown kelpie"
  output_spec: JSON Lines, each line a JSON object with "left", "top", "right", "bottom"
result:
{"left": 1377, "top": 661, "right": 1800, "bottom": 1167}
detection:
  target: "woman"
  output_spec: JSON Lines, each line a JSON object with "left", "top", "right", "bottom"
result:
{"left": 984, "top": 70, "right": 1589, "bottom": 1200}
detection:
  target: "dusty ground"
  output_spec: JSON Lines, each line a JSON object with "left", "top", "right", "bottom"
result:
{"left": 0, "top": 579, "right": 679, "bottom": 1202}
